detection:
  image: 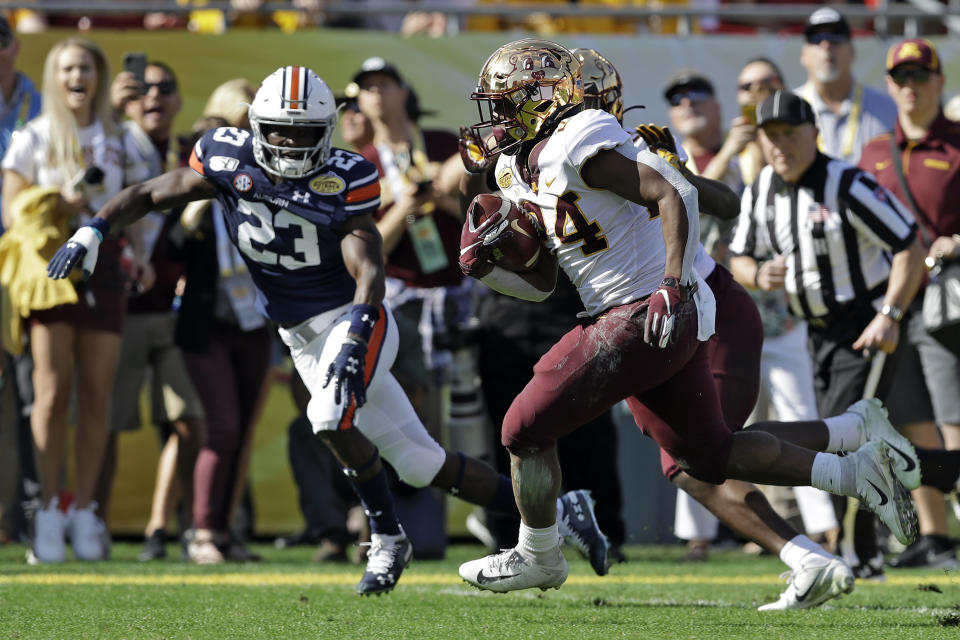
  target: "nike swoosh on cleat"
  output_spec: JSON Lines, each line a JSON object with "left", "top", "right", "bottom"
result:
{"left": 866, "top": 479, "right": 889, "bottom": 506}
{"left": 885, "top": 441, "right": 916, "bottom": 472}
{"left": 476, "top": 570, "right": 520, "bottom": 585}
{"left": 794, "top": 582, "right": 815, "bottom": 602}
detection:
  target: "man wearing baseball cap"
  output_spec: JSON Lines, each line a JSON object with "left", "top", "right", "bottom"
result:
{"left": 860, "top": 38, "right": 960, "bottom": 570}
{"left": 796, "top": 7, "right": 896, "bottom": 165}
{"left": 730, "top": 90, "right": 925, "bottom": 582}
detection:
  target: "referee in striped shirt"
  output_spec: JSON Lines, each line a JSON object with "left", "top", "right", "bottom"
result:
{"left": 729, "top": 91, "right": 926, "bottom": 577}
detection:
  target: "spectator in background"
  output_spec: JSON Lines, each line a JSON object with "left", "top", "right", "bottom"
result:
{"left": 0, "top": 12, "right": 40, "bottom": 544}
{"left": 96, "top": 61, "right": 206, "bottom": 561}
{"left": 174, "top": 101, "right": 272, "bottom": 565}
{"left": 1, "top": 38, "right": 150, "bottom": 563}
{"left": 859, "top": 38, "right": 960, "bottom": 569}
{"left": 735, "top": 57, "right": 784, "bottom": 186}
{"left": 795, "top": 7, "right": 896, "bottom": 166}
{"left": 334, "top": 92, "right": 374, "bottom": 152}
{"left": 664, "top": 69, "right": 744, "bottom": 196}
{"left": 0, "top": 15, "right": 40, "bottom": 228}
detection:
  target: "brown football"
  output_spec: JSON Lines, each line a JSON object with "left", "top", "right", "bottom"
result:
{"left": 468, "top": 194, "right": 543, "bottom": 272}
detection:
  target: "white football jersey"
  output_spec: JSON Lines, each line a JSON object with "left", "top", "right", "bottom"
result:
{"left": 631, "top": 131, "right": 717, "bottom": 281}
{"left": 495, "top": 109, "right": 715, "bottom": 340}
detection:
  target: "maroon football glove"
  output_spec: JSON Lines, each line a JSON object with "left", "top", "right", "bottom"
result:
{"left": 644, "top": 276, "right": 685, "bottom": 348}
{"left": 458, "top": 195, "right": 514, "bottom": 278}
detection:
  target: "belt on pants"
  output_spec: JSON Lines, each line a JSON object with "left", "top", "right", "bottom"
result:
{"left": 281, "top": 303, "right": 352, "bottom": 348}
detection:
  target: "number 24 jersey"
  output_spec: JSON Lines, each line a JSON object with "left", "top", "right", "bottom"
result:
{"left": 189, "top": 127, "right": 380, "bottom": 324}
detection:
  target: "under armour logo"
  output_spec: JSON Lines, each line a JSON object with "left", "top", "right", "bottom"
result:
{"left": 361, "top": 313, "right": 375, "bottom": 328}
{"left": 291, "top": 190, "right": 310, "bottom": 203}
{"left": 346, "top": 357, "right": 360, "bottom": 374}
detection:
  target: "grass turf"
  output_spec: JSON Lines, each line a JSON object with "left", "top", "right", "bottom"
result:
{"left": 2, "top": 542, "right": 960, "bottom": 639}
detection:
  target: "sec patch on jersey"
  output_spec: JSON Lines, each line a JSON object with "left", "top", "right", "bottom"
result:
{"left": 467, "top": 193, "right": 543, "bottom": 272}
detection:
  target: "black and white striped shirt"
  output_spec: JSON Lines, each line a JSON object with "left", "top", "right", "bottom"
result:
{"left": 728, "top": 153, "right": 917, "bottom": 321}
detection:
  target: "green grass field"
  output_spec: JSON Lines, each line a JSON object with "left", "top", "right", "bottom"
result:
{"left": 2, "top": 542, "right": 960, "bottom": 639}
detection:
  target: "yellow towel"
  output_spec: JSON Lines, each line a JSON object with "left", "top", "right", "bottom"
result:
{"left": 0, "top": 186, "right": 80, "bottom": 354}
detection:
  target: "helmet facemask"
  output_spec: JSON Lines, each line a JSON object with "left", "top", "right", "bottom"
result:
{"left": 251, "top": 117, "right": 334, "bottom": 178}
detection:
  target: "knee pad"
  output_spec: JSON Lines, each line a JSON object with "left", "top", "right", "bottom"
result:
{"left": 376, "top": 420, "right": 446, "bottom": 488}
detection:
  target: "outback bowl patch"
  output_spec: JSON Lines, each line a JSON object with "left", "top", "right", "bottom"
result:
{"left": 309, "top": 175, "right": 346, "bottom": 195}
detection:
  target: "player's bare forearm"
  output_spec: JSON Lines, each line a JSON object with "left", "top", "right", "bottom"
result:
{"left": 684, "top": 172, "right": 740, "bottom": 220}
{"left": 657, "top": 190, "right": 690, "bottom": 279}
{"left": 341, "top": 214, "right": 386, "bottom": 308}
{"left": 584, "top": 149, "right": 695, "bottom": 279}
{"left": 96, "top": 168, "right": 216, "bottom": 230}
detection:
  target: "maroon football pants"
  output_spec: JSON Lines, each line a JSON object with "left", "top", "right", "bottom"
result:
{"left": 501, "top": 290, "right": 735, "bottom": 485}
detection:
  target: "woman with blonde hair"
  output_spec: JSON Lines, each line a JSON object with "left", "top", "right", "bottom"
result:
{"left": 202, "top": 77, "right": 255, "bottom": 129}
{"left": 2, "top": 38, "right": 150, "bottom": 563}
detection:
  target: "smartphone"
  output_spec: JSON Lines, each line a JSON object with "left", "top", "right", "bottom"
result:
{"left": 741, "top": 103, "right": 757, "bottom": 125}
{"left": 123, "top": 52, "right": 147, "bottom": 87}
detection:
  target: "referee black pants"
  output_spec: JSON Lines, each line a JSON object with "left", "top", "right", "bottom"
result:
{"left": 807, "top": 302, "right": 906, "bottom": 566}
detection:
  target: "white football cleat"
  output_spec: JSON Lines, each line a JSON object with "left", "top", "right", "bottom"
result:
{"left": 852, "top": 441, "right": 918, "bottom": 546}
{"left": 848, "top": 398, "right": 921, "bottom": 490}
{"left": 27, "top": 497, "right": 66, "bottom": 565}
{"left": 758, "top": 556, "right": 854, "bottom": 611}
{"left": 460, "top": 546, "right": 568, "bottom": 593}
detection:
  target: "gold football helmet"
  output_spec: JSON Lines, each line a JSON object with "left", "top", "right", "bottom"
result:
{"left": 573, "top": 48, "right": 624, "bottom": 123}
{"left": 469, "top": 39, "right": 584, "bottom": 156}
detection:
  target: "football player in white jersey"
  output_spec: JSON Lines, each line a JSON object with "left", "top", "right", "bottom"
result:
{"left": 576, "top": 47, "right": 856, "bottom": 610}
{"left": 456, "top": 39, "right": 918, "bottom": 596}
{"left": 46, "top": 65, "right": 610, "bottom": 595}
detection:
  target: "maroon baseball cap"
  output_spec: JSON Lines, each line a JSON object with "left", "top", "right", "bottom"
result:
{"left": 886, "top": 38, "right": 941, "bottom": 73}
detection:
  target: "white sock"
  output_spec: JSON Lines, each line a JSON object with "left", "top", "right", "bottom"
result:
{"left": 518, "top": 522, "right": 560, "bottom": 557}
{"left": 810, "top": 452, "right": 856, "bottom": 497}
{"left": 779, "top": 534, "right": 831, "bottom": 570}
{"left": 824, "top": 412, "right": 864, "bottom": 452}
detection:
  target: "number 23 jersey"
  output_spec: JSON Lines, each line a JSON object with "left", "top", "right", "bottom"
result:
{"left": 189, "top": 127, "right": 380, "bottom": 324}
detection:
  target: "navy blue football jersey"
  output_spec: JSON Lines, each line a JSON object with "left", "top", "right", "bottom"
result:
{"left": 189, "top": 127, "right": 381, "bottom": 323}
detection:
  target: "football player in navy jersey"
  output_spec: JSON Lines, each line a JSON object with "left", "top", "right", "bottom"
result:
{"left": 47, "top": 66, "right": 610, "bottom": 594}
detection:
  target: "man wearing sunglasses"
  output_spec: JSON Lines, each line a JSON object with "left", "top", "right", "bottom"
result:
{"left": 664, "top": 70, "right": 743, "bottom": 196}
{"left": 859, "top": 38, "right": 960, "bottom": 570}
{"left": 796, "top": 7, "right": 896, "bottom": 165}
{"left": 98, "top": 60, "right": 206, "bottom": 564}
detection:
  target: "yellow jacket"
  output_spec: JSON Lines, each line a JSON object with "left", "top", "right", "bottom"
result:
{"left": 0, "top": 186, "right": 80, "bottom": 354}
